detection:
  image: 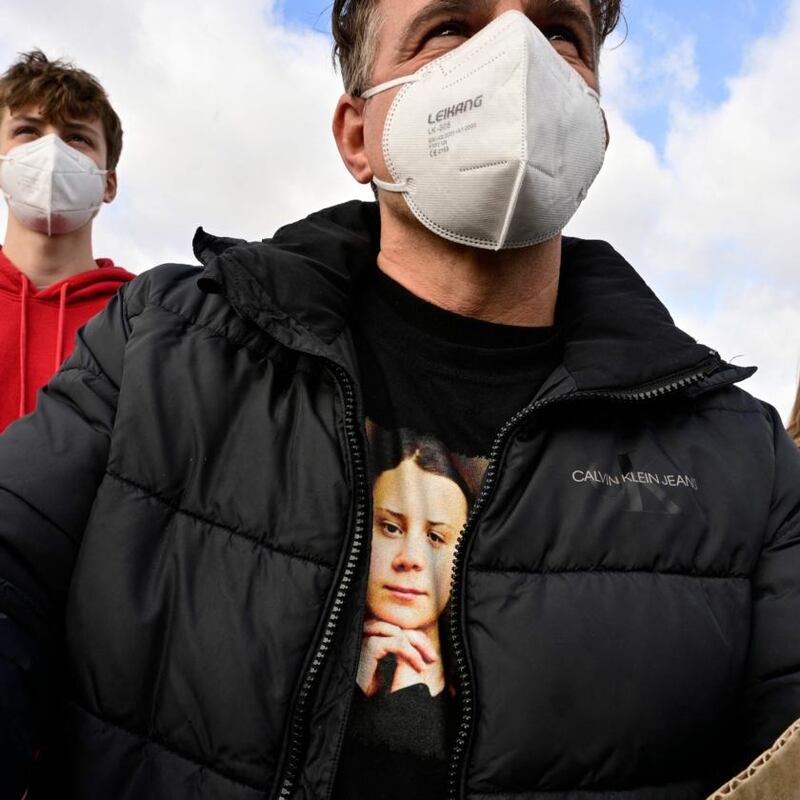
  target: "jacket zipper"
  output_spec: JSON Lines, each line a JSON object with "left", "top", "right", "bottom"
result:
{"left": 446, "top": 353, "right": 720, "bottom": 800}
{"left": 275, "top": 362, "right": 370, "bottom": 800}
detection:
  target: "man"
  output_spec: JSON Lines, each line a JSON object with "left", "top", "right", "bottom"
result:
{"left": 0, "top": 50, "right": 134, "bottom": 433}
{"left": 1, "top": 2, "right": 799, "bottom": 799}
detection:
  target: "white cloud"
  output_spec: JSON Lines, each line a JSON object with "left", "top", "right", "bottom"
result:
{"left": 1, "top": 0, "right": 798, "bottom": 418}
{"left": 0, "top": 0, "right": 371, "bottom": 267}
{"left": 599, "top": 27, "right": 699, "bottom": 116}
{"left": 568, "top": 0, "right": 800, "bottom": 418}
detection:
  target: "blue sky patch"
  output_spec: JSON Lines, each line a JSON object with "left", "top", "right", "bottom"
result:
{"left": 616, "top": 0, "right": 789, "bottom": 148}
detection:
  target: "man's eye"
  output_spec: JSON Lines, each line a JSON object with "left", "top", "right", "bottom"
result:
{"left": 543, "top": 25, "right": 584, "bottom": 59}
{"left": 13, "top": 126, "right": 38, "bottom": 137}
{"left": 425, "top": 20, "right": 468, "bottom": 41}
{"left": 545, "top": 26, "right": 578, "bottom": 45}
{"left": 66, "top": 134, "right": 91, "bottom": 146}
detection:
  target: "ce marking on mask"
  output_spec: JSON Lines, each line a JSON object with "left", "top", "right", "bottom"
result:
{"left": 426, "top": 94, "right": 483, "bottom": 158}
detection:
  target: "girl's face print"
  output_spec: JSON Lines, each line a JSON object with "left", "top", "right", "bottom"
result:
{"left": 367, "top": 457, "right": 467, "bottom": 630}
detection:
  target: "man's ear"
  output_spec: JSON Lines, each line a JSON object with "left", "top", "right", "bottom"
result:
{"left": 103, "top": 170, "right": 118, "bottom": 204}
{"left": 333, "top": 94, "right": 374, "bottom": 184}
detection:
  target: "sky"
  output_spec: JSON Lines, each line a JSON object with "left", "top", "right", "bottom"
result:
{"left": 1, "top": 0, "right": 798, "bottom": 419}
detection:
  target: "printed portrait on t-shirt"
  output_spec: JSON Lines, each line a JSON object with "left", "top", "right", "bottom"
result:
{"left": 357, "top": 421, "right": 488, "bottom": 701}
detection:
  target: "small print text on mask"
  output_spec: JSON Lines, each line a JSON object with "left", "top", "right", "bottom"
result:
{"left": 426, "top": 95, "right": 483, "bottom": 158}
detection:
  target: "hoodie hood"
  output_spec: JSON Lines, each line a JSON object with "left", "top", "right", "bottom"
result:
{"left": 0, "top": 247, "right": 135, "bottom": 431}
{"left": 0, "top": 248, "right": 134, "bottom": 303}
{"left": 194, "top": 200, "right": 753, "bottom": 395}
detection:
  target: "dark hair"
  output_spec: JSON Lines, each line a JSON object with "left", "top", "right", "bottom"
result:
{"left": 0, "top": 49, "right": 123, "bottom": 169}
{"left": 332, "top": 0, "right": 625, "bottom": 94}
{"left": 368, "top": 424, "right": 475, "bottom": 505}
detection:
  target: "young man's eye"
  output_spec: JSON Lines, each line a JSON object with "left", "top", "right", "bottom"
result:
{"left": 66, "top": 134, "right": 91, "bottom": 146}
{"left": 13, "top": 126, "right": 38, "bottom": 137}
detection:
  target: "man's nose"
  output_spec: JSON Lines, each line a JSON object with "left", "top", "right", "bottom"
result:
{"left": 492, "top": 0, "right": 529, "bottom": 20}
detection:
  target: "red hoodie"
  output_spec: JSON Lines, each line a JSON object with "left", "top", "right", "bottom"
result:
{"left": 0, "top": 247, "right": 135, "bottom": 433}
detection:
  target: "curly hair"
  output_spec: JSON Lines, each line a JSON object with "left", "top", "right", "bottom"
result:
{"left": 332, "top": 0, "right": 624, "bottom": 95}
{"left": 0, "top": 49, "right": 123, "bottom": 169}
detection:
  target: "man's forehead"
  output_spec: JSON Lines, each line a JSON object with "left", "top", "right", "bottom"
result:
{"left": 379, "top": 0, "right": 594, "bottom": 19}
{"left": 5, "top": 105, "right": 102, "bottom": 132}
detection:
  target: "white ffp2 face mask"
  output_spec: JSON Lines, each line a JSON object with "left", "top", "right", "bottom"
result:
{"left": 362, "top": 10, "right": 607, "bottom": 251}
{"left": 0, "top": 133, "right": 108, "bottom": 237}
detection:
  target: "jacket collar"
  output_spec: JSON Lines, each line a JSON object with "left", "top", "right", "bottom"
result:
{"left": 195, "top": 200, "right": 752, "bottom": 394}
{"left": 196, "top": 201, "right": 379, "bottom": 368}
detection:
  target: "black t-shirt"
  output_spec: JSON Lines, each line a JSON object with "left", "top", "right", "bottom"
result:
{"left": 332, "top": 268, "right": 561, "bottom": 800}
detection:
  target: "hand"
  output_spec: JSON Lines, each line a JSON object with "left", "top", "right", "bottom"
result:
{"left": 356, "top": 619, "right": 438, "bottom": 697}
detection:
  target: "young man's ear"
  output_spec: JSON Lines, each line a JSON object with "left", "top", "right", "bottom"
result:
{"left": 333, "top": 94, "right": 373, "bottom": 184}
{"left": 104, "top": 170, "right": 117, "bottom": 204}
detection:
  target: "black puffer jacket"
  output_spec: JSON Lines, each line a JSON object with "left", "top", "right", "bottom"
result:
{"left": 0, "top": 201, "right": 798, "bottom": 800}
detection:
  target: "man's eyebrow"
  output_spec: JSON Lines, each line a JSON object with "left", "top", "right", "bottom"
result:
{"left": 60, "top": 120, "right": 99, "bottom": 134}
{"left": 9, "top": 114, "right": 46, "bottom": 124}
{"left": 544, "top": 0, "right": 598, "bottom": 62}
{"left": 398, "top": 0, "right": 475, "bottom": 51}
{"left": 397, "top": 0, "right": 598, "bottom": 65}
{"left": 9, "top": 114, "right": 99, "bottom": 135}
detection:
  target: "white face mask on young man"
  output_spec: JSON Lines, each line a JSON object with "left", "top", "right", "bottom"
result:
{"left": 362, "top": 10, "right": 607, "bottom": 251}
{"left": 0, "top": 133, "right": 108, "bottom": 237}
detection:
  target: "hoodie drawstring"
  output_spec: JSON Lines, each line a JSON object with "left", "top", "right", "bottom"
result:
{"left": 18, "top": 279, "right": 28, "bottom": 417}
{"left": 54, "top": 282, "right": 68, "bottom": 372}
{"left": 16, "top": 281, "right": 68, "bottom": 418}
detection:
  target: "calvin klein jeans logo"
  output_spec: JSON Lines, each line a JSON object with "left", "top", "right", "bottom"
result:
{"left": 571, "top": 453, "right": 698, "bottom": 515}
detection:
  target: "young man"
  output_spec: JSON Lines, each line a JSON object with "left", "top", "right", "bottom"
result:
{"left": 0, "top": 50, "right": 134, "bottom": 432}
{"left": 1, "top": 2, "right": 799, "bottom": 799}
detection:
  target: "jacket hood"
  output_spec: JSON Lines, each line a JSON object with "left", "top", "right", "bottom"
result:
{"left": 194, "top": 200, "right": 753, "bottom": 394}
{"left": 195, "top": 201, "right": 379, "bottom": 363}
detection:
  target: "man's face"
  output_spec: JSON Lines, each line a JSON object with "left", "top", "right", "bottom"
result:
{"left": 0, "top": 105, "right": 110, "bottom": 169}
{"left": 0, "top": 104, "right": 117, "bottom": 212}
{"left": 356, "top": 0, "right": 600, "bottom": 204}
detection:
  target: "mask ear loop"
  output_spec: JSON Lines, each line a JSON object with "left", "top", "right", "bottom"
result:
{"left": 360, "top": 74, "right": 422, "bottom": 99}
{"left": 372, "top": 176, "right": 411, "bottom": 193}
{"left": 361, "top": 74, "right": 423, "bottom": 194}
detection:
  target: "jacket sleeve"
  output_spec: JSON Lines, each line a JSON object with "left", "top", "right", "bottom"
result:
{"left": 0, "top": 286, "right": 132, "bottom": 794}
{"left": 739, "top": 405, "right": 800, "bottom": 764}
